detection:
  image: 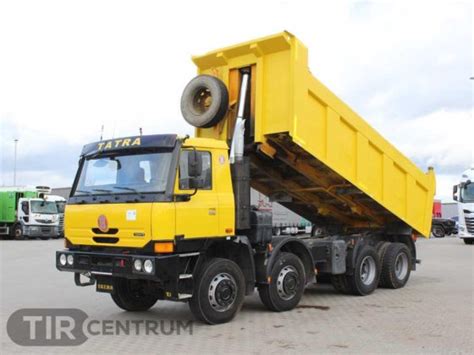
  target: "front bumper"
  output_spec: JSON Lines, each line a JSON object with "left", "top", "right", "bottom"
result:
{"left": 56, "top": 249, "right": 194, "bottom": 300}
{"left": 25, "top": 225, "right": 59, "bottom": 237}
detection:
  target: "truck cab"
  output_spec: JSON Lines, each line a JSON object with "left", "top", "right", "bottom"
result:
{"left": 453, "top": 168, "right": 474, "bottom": 244}
{"left": 65, "top": 135, "right": 234, "bottom": 248}
{"left": 16, "top": 197, "right": 60, "bottom": 239}
{"left": 44, "top": 195, "right": 67, "bottom": 237}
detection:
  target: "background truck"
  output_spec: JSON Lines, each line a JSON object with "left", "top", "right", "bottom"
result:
{"left": 44, "top": 195, "right": 67, "bottom": 237}
{"left": 453, "top": 167, "right": 474, "bottom": 244}
{"left": 0, "top": 186, "right": 61, "bottom": 240}
{"left": 251, "top": 189, "right": 311, "bottom": 235}
{"left": 56, "top": 32, "right": 435, "bottom": 324}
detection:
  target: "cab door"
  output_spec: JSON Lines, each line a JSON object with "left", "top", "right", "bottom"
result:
{"left": 175, "top": 150, "right": 219, "bottom": 238}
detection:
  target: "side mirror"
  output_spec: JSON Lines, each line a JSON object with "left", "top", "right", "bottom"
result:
{"left": 453, "top": 185, "right": 458, "bottom": 201}
{"left": 21, "top": 201, "right": 29, "bottom": 215}
{"left": 187, "top": 150, "right": 202, "bottom": 178}
{"left": 187, "top": 177, "right": 203, "bottom": 189}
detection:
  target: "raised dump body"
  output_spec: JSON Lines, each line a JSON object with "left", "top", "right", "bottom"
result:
{"left": 193, "top": 32, "right": 435, "bottom": 237}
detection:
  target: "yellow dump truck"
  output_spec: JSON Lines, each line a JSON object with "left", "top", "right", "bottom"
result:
{"left": 56, "top": 32, "right": 435, "bottom": 324}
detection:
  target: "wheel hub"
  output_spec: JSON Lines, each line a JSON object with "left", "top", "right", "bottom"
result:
{"left": 208, "top": 273, "right": 237, "bottom": 312}
{"left": 360, "top": 256, "right": 376, "bottom": 286}
{"left": 277, "top": 265, "right": 299, "bottom": 300}
{"left": 193, "top": 88, "right": 213, "bottom": 114}
{"left": 394, "top": 253, "right": 409, "bottom": 280}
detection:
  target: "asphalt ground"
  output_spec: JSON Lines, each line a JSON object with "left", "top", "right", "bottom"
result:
{"left": 1, "top": 236, "right": 473, "bottom": 354}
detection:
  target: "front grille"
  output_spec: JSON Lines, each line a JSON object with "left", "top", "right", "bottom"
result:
{"left": 36, "top": 219, "right": 54, "bottom": 224}
{"left": 465, "top": 216, "right": 474, "bottom": 234}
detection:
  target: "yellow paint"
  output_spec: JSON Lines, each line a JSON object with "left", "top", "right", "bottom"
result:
{"left": 65, "top": 138, "right": 235, "bottom": 247}
{"left": 192, "top": 32, "right": 435, "bottom": 237}
{"left": 174, "top": 142, "right": 235, "bottom": 238}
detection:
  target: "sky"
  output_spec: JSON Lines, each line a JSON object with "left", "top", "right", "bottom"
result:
{"left": 0, "top": 0, "right": 473, "bottom": 202}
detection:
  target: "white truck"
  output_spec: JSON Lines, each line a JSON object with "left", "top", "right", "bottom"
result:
{"left": 453, "top": 168, "right": 474, "bottom": 244}
{"left": 43, "top": 195, "right": 67, "bottom": 237}
{"left": 251, "top": 190, "right": 312, "bottom": 235}
{"left": 0, "top": 186, "right": 61, "bottom": 240}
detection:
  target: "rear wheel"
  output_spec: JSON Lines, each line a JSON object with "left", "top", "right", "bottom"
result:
{"left": 379, "top": 243, "right": 412, "bottom": 289}
{"left": 258, "top": 252, "right": 305, "bottom": 312}
{"left": 431, "top": 225, "right": 445, "bottom": 238}
{"left": 189, "top": 258, "right": 245, "bottom": 324}
{"left": 111, "top": 278, "right": 158, "bottom": 312}
{"left": 346, "top": 246, "right": 381, "bottom": 296}
{"left": 464, "top": 239, "right": 474, "bottom": 245}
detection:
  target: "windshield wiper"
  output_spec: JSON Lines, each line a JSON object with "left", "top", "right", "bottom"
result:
{"left": 75, "top": 189, "right": 92, "bottom": 195}
{"left": 114, "top": 186, "right": 138, "bottom": 193}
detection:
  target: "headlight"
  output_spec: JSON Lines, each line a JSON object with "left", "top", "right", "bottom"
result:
{"left": 59, "top": 254, "right": 67, "bottom": 266}
{"left": 133, "top": 259, "right": 143, "bottom": 272}
{"left": 31, "top": 226, "right": 40, "bottom": 232}
{"left": 143, "top": 259, "right": 153, "bottom": 274}
{"left": 67, "top": 254, "right": 74, "bottom": 266}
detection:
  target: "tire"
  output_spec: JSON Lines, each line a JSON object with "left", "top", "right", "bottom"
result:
{"left": 258, "top": 252, "right": 306, "bottom": 312}
{"left": 464, "top": 239, "right": 474, "bottom": 245}
{"left": 189, "top": 258, "right": 245, "bottom": 324}
{"left": 111, "top": 278, "right": 158, "bottom": 312}
{"left": 331, "top": 274, "right": 351, "bottom": 294}
{"left": 13, "top": 224, "right": 24, "bottom": 240}
{"left": 431, "top": 225, "right": 445, "bottom": 238}
{"left": 379, "top": 243, "right": 412, "bottom": 289}
{"left": 180, "top": 75, "right": 229, "bottom": 128}
{"left": 346, "top": 245, "right": 381, "bottom": 296}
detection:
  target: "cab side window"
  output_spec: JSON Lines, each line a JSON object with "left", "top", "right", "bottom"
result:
{"left": 179, "top": 151, "right": 212, "bottom": 190}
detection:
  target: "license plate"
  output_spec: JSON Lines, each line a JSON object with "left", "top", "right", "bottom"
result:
{"left": 96, "top": 282, "right": 114, "bottom": 293}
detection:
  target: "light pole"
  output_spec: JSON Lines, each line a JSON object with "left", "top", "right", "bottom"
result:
{"left": 13, "top": 139, "right": 18, "bottom": 186}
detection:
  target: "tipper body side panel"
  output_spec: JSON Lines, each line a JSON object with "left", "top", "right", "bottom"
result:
{"left": 193, "top": 32, "right": 435, "bottom": 237}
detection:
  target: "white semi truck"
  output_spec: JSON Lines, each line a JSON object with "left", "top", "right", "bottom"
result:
{"left": 453, "top": 168, "right": 474, "bottom": 244}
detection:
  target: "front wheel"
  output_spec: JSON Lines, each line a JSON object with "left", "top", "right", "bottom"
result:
{"left": 464, "top": 239, "right": 474, "bottom": 245}
{"left": 111, "top": 278, "right": 158, "bottom": 312}
{"left": 13, "top": 224, "right": 24, "bottom": 240}
{"left": 189, "top": 258, "right": 245, "bottom": 324}
{"left": 431, "top": 225, "right": 445, "bottom": 238}
{"left": 258, "top": 252, "right": 306, "bottom": 312}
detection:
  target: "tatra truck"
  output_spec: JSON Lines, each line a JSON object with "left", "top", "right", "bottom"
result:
{"left": 56, "top": 32, "right": 436, "bottom": 324}
{"left": 0, "top": 186, "right": 61, "bottom": 239}
{"left": 453, "top": 168, "right": 474, "bottom": 244}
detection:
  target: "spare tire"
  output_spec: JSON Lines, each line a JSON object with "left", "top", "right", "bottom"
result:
{"left": 181, "top": 75, "right": 229, "bottom": 128}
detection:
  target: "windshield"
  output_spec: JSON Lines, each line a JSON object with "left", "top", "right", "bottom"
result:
{"left": 31, "top": 201, "right": 58, "bottom": 214}
{"left": 460, "top": 183, "right": 474, "bottom": 203}
{"left": 73, "top": 152, "right": 173, "bottom": 196}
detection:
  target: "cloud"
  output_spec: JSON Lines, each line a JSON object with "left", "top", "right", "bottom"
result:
{"left": 0, "top": 0, "right": 472, "bottom": 201}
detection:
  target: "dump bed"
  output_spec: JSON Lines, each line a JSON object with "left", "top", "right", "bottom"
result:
{"left": 193, "top": 32, "right": 435, "bottom": 237}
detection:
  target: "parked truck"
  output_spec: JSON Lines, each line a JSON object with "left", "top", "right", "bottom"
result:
{"left": 453, "top": 168, "right": 474, "bottom": 244}
{"left": 251, "top": 189, "right": 312, "bottom": 236}
{"left": 0, "top": 186, "right": 61, "bottom": 239}
{"left": 56, "top": 32, "right": 435, "bottom": 324}
{"left": 44, "top": 195, "right": 67, "bottom": 237}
